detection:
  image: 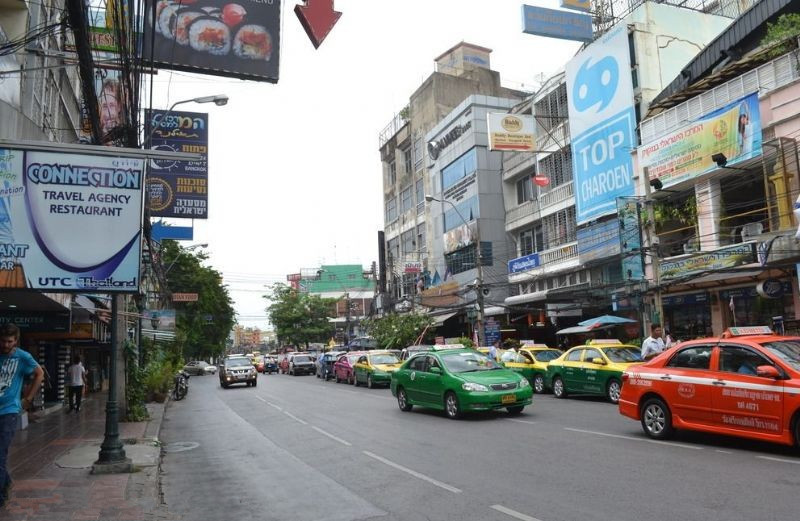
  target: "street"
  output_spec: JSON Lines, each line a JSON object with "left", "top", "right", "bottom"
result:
{"left": 160, "top": 374, "right": 800, "bottom": 521}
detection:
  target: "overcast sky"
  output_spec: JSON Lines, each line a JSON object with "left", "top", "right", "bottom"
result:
{"left": 149, "top": 0, "right": 581, "bottom": 329}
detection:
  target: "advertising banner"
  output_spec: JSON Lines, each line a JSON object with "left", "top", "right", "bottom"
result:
{"left": 577, "top": 219, "right": 620, "bottom": 263}
{"left": 521, "top": 4, "right": 593, "bottom": 42}
{"left": 142, "top": 309, "right": 176, "bottom": 331}
{"left": 659, "top": 243, "right": 756, "bottom": 281}
{"left": 443, "top": 221, "right": 477, "bottom": 254}
{"left": 146, "top": 110, "right": 209, "bottom": 219}
{"left": 640, "top": 93, "right": 762, "bottom": 188}
{"left": 403, "top": 261, "right": 422, "bottom": 274}
{"left": 566, "top": 25, "right": 636, "bottom": 224}
{"left": 143, "top": 0, "right": 280, "bottom": 83}
{"left": 487, "top": 113, "right": 536, "bottom": 152}
{"left": 508, "top": 252, "right": 540, "bottom": 274}
{"left": 617, "top": 198, "right": 644, "bottom": 280}
{"left": 0, "top": 312, "right": 71, "bottom": 332}
{"left": 0, "top": 148, "right": 143, "bottom": 292}
{"left": 484, "top": 317, "right": 501, "bottom": 346}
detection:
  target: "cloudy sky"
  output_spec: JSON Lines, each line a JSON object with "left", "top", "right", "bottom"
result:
{"left": 149, "top": 0, "right": 581, "bottom": 329}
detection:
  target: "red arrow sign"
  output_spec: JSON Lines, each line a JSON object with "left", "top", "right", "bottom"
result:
{"left": 295, "top": 0, "right": 341, "bottom": 49}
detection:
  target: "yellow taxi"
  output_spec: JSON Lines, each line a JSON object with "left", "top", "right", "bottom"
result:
{"left": 353, "top": 350, "right": 403, "bottom": 388}
{"left": 477, "top": 347, "right": 507, "bottom": 362}
{"left": 499, "top": 345, "right": 563, "bottom": 393}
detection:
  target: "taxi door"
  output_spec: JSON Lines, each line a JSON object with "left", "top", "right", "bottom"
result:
{"left": 562, "top": 349, "right": 585, "bottom": 392}
{"left": 710, "top": 344, "right": 784, "bottom": 436}
{"left": 404, "top": 355, "right": 429, "bottom": 403}
{"left": 581, "top": 348, "right": 605, "bottom": 394}
{"left": 503, "top": 351, "right": 533, "bottom": 382}
{"left": 353, "top": 355, "right": 369, "bottom": 384}
{"left": 657, "top": 344, "right": 716, "bottom": 425}
{"left": 418, "top": 355, "right": 445, "bottom": 407}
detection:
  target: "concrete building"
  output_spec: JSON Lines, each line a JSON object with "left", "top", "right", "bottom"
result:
{"left": 379, "top": 42, "right": 527, "bottom": 318}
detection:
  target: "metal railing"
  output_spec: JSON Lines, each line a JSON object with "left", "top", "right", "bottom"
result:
{"left": 505, "top": 199, "right": 539, "bottom": 231}
{"left": 539, "top": 241, "right": 579, "bottom": 267}
{"left": 378, "top": 113, "right": 408, "bottom": 148}
{"left": 539, "top": 181, "right": 574, "bottom": 210}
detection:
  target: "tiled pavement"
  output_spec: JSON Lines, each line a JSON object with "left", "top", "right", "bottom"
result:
{"left": 1, "top": 395, "right": 173, "bottom": 521}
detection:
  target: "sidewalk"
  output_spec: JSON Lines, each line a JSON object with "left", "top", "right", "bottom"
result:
{"left": 1, "top": 393, "right": 174, "bottom": 521}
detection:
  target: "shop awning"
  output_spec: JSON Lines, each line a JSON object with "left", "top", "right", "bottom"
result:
{"left": 504, "top": 291, "right": 548, "bottom": 306}
{"left": 556, "top": 325, "right": 594, "bottom": 335}
{"left": 664, "top": 267, "right": 763, "bottom": 287}
{"left": 432, "top": 312, "right": 459, "bottom": 327}
{"left": 483, "top": 306, "right": 507, "bottom": 317}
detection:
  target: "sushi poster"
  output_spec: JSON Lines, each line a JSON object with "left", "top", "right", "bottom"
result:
{"left": 145, "top": 109, "right": 209, "bottom": 219}
{"left": 143, "top": 0, "right": 280, "bottom": 82}
{"left": 0, "top": 148, "right": 144, "bottom": 292}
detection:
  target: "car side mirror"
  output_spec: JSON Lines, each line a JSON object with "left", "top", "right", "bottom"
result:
{"left": 591, "top": 358, "right": 607, "bottom": 365}
{"left": 430, "top": 366, "right": 442, "bottom": 375}
{"left": 756, "top": 365, "right": 781, "bottom": 379}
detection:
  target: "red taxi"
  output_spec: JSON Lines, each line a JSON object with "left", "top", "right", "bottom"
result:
{"left": 619, "top": 327, "right": 800, "bottom": 447}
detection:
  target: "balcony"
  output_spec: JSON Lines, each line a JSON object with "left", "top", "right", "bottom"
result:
{"left": 502, "top": 150, "right": 535, "bottom": 181}
{"left": 539, "top": 181, "right": 574, "bottom": 215}
{"left": 505, "top": 199, "right": 539, "bottom": 232}
{"left": 508, "top": 241, "right": 580, "bottom": 283}
{"left": 536, "top": 119, "right": 569, "bottom": 153}
{"left": 379, "top": 113, "right": 409, "bottom": 149}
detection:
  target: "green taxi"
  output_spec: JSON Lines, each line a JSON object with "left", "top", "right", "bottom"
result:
{"left": 390, "top": 347, "right": 532, "bottom": 419}
{"left": 499, "top": 345, "right": 562, "bottom": 394}
{"left": 353, "top": 351, "right": 402, "bottom": 388}
{"left": 545, "top": 339, "right": 643, "bottom": 403}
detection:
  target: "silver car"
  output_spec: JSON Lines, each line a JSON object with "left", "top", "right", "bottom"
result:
{"left": 183, "top": 361, "right": 217, "bottom": 376}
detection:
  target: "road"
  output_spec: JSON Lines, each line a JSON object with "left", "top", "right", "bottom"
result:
{"left": 159, "top": 372, "right": 800, "bottom": 521}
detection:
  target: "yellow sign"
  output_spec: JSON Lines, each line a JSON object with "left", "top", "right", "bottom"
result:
{"left": 487, "top": 113, "right": 535, "bottom": 152}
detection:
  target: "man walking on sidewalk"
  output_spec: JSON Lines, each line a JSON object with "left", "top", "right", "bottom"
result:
{"left": 0, "top": 324, "right": 44, "bottom": 508}
{"left": 66, "top": 355, "right": 87, "bottom": 413}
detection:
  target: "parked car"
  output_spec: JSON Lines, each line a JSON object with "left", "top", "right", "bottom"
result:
{"left": 347, "top": 337, "right": 378, "bottom": 351}
{"left": 400, "top": 345, "right": 436, "bottom": 361}
{"left": 183, "top": 361, "right": 216, "bottom": 376}
{"left": 260, "top": 356, "right": 278, "bottom": 374}
{"left": 354, "top": 351, "right": 402, "bottom": 388}
{"left": 333, "top": 352, "right": 367, "bottom": 384}
{"left": 316, "top": 351, "right": 343, "bottom": 380}
{"left": 499, "top": 345, "right": 562, "bottom": 393}
{"left": 219, "top": 357, "right": 257, "bottom": 388}
{"left": 288, "top": 354, "right": 315, "bottom": 376}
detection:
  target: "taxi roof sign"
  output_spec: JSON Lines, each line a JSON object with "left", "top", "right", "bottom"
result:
{"left": 724, "top": 326, "right": 773, "bottom": 337}
{"left": 521, "top": 344, "right": 550, "bottom": 349}
{"left": 433, "top": 343, "right": 465, "bottom": 351}
{"left": 587, "top": 339, "right": 623, "bottom": 345}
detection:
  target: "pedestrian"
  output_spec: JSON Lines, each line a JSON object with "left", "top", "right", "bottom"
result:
{"left": 641, "top": 323, "right": 666, "bottom": 361}
{"left": 487, "top": 340, "right": 499, "bottom": 361}
{"left": 66, "top": 355, "right": 87, "bottom": 413}
{"left": 0, "top": 324, "right": 44, "bottom": 508}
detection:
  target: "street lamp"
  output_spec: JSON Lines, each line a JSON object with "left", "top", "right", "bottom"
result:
{"left": 163, "top": 243, "right": 208, "bottom": 275}
{"left": 425, "top": 194, "right": 486, "bottom": 346}
{"left": 145, "top": 94, "right": 229, "bottom": 145}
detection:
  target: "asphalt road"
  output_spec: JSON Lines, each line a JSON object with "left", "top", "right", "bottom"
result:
{"left": 159, "top": 371, "right": 800, "bottom": 521}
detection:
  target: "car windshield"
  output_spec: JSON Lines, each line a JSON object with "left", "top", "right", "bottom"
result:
{"left": 761, "top": 341, "right": 800, "bottom": 370}
{"left": 226, "top": 358, "right": 250, "bottom": 367}
{"left": 347, "top": 355, "right": 361, "bottom": 364}
{"left": 370, "top": 354, "right": 400, "bottom": 364}
{"left": 293, "top": 356, "right": 311, "bottom": 363}
{"left": 604, "top": 348, "right": 642, "bottom": 363}
{"left": 533, "top": 350, "right": 561, "bottom": 362}
{"left": 440, "top": 352, "right": 501, "bottom": 373}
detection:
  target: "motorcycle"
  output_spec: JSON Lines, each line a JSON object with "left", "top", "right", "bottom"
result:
{"left": 173, "top": 370, "right": 190, "bottom": 400}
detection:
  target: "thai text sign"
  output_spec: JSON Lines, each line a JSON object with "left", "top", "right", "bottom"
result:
{"left": 521, "top": 4, "right": 593, "bottom": 42}
{"left": 640, "top": 93, "right": 762, "bottom": 188}
{"left": 403, "top": 261, "right": 422, "bottom": 274}
{"left": 487, "top": 113, "right": 535, "bottom": 152}
{"left": 566, "top": 25, "right": 636, "bottom": 225}
{"left": 146, "top": 110, "right": 209, "bottom": 219}
{"left": 0, "top": 148, "right": 143, "bottom": 292}
{"left": 659, "top": 243, "right": 756, "bottom": 281}
{"left": 508, "top": 253, "right": 540, "bottom": 273}
{"left": 172, "top": 292, "right": 199, "bottom": 302}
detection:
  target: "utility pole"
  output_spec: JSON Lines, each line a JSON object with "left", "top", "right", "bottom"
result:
{"left": 344, "top": 292, "right": 351, "bottom": 344}
{"left": 642, "top": 167, "right": 664, "bottom": 328}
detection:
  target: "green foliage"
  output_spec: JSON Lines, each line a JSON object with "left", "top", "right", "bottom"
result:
{"left": 124, "top": 340, "right": 149, "bottom": 422}
{"left": 653, "top": 196, "right": 697, "bottom": 232}
{"left": 363, "top": 313, "right": 434, "bottom": 349}
{"left": 502, "top": 338, "right": 521, "bottom": 350}
{"left": 142, "top": 356, "right": 179, "bottom": 401}
{"left": 161, "top": 241, "right": 236, "bottom": 360}
{"left": 266, "top": 283, "right": 336, "bottom": 347}
{"left": 399, "top": 105, "right": 410, "bottom": 121}
{"left": 762, "top": 14, "right": 800, "bottom": 57}
{"left": 455, "top": 336, "right": 474, "bottom": 348}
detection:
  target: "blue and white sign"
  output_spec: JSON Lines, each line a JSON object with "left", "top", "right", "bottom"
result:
{"left": 508, "top": 252, "right": 540, "bottom": 274}
{"left": 521, "top": 4, "right": 593, "bottom": 43}
{"left": 566, "top": 25, "right": 636, "bottom": 225}
{"left": 577, "top": 219, "right": 620, "bottom": 263}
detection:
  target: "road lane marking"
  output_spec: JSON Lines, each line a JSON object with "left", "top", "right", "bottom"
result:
{"left": 756, "top": 455, "right": 800, "bottom": 465}
{"left": 491, "top": 505, "right": 543, "bottom": 521}
{"left": 267, "top": 402, "right": 283, "bottom": 411}
{"left": 362, "top": 451, "right": 461, "bottom": 494}
{"left": 563, "top": 427, "right": 703, "bottom": 450}
{"left": 716, "top": 449, "right": 733, "bottom": 454}
{"left": 255, "top": 396, "right": 267, "bottom": 403}
{"left": 311, "top": 426, "right": 352, "bottom": 446}
{"left": 284, "top": 411, "right": 308, "bottom": 425}
{"left": 506, "top": 419, "right": 537, "bottom": 425}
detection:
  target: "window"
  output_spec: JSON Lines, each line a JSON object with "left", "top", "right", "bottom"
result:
{"left": 388, "top": 160, "right": 396, "bottom": 186}
{"left": 387, "top": 238, "right": 399, "bottom": 261}
{"left": 441, "top": 149, "right": 477, "bottom": 190}
{"left": 401, "top": 230, "right": 414, "bottom": 254}
{"left": 583, "top": 349, "right": 602, "bottom": 362}
{"left": 516, "top": 176, "right": 534, "bottom": 205}
{"left": 409, "top": 355, "right": 427, "bottom": 372}
{"left": 415, "top": 178, "right": 424, "bottom": 212}
{"left": 400, "top": 186, "right": 413, "bottom": 213}
{"left": 718, "top": 346, "right": 771, "bottom": 375}
{"left": 416, "top": 224, "right": 426, "bottom": 253}
{"left": 534, "top": 83, "right": 569, "bottom": 133}
{"left": 445, "top": 242, "right": 493, "bottom": 275}
{"left": 538, "top": 148, "right": 573, "bottom": 189}
{"left": 443, "top": 196, "right": 479, "bottom": 232}
{"left": 403, "top": 146, "right": 412, "bottom": 175}
{"left": 667, "top": 346, "right": 713, "bottom": 370}
{"left": 413, "top": 136, "right": 424, "bottom": 169}
{"left": 519, "top": 225, "right": 544, "bottom": 256}
{"left": 385, "top": 197, "right": 397, "bottom": 222}
{"left": 542, "top": 207, "right": 576, "bottom": 249}
{"left": 566, "top": 349, "right": 583, "bottom": 362}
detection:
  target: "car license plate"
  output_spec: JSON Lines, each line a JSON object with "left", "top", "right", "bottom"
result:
{"left": 501, "top": 394, "right": 516, "bottom": 404}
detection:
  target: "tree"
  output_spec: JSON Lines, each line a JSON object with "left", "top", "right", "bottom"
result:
{"left": 266, "top": 284, "right": 336, "bottom": 348}
{"left": 363, "top": 313, "right": 434, "bottom": 349}
{"left": 761, "top": 13, "right": 800, "bottom": 57}
{"left": 161, "top": 241, "right": 236, "bottom": 360}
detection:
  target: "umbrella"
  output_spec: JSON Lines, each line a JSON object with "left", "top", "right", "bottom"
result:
{"left": 578, "top": 315, "right": 637, "bottom": 329}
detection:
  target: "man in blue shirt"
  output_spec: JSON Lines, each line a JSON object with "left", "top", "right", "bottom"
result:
{"left": 0, "top": 324, "right": 44, "bottom": 508}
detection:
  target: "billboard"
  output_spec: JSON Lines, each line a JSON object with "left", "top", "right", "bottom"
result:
{"left": 617, "top": 198, "right": 644, "bottom": 280}
{"left": 640, "top": 93, "right": 762, "bottom": 189}
{"left": 577, "top": 219, "right": 620, "bottom": 263}
{"left": 146, "top": 110, "right": 209, "bottom": 219}
{"left": 443, "top": 221, "right": 476, "bottom": 254}
{"left": 487, "top": 113, "right": 535, "bottom": 152}
{"left": 141, "top": 309, "right": 176, "bottom": 331}
{"left": 0, "top": 148, "right": 143, "bottom": 292}
{"left": 566, "top": 25, "right": 636, "bottom": 225}
{"left": 143, "top": 0, "right": 280, "bottom": 83}
{"left": 659, "top": 243, "right": 756, "bottom": 281}
{"left": 521, "top": 4, "right": 593, "bottom": 43}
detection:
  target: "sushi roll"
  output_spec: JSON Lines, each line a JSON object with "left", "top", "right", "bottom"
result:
{"left": 233, "top": 25, "right": 271, "bottom": 60}
{"left": 201, "top": 6, "right": 222, "bottom": 17}
{"left": 188, "top": 17, "right": 231, "bottom": 56}
{"left": 173, "top": 9, "right": 205, "bottom": 46}
{"left": 157, "top": 1, "right": 181, "bottom": 38}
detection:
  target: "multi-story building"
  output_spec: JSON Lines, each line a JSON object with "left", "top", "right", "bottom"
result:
{"left": 501, "top": 1, "right": 736, "bottom": 341}
{"left": 233, "top": 325, "right": 263, "bottom": 350}
{"left": 299, "top": 264, "right": 375, "bottom": 341}
{"left": 379, "top": 43, "right": 526, "bottom": 308}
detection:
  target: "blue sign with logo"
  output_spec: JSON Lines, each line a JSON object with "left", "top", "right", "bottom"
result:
{"left": 508, "top": 253, "right": 541, "bottom": 274}
{"left": 521, "top": 4, "right": 593, "bottom": 43}
{"left": 661, "top": 292, "right": 709, "bottom": 307}
{"left": 566, "top": 25, "right": 637, "bottom": 225}
{"left": 484, "top": 317, "right": 501, "bottom": 346}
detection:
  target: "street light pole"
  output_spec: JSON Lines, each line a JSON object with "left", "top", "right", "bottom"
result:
{"left": 425, "top": 195, "right": 486, "bottom": 346}
{"left": 642, "top": 167, "right": 664, "bottom": 328}
{"left": 144, "top": 94, "right": 229, "bottom": 146}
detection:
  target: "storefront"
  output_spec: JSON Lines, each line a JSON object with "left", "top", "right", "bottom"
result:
{"left": 720, "top": 280, "right": 795, "bottom": 332}
{"left": 661, "top": 292, "right": 712, "bottom": 340}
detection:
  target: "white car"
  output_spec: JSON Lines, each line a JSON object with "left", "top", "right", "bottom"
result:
{"left": 183, "top": 361, "right": 217, "bottom": 376}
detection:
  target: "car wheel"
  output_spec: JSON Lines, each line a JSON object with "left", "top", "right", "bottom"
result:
{"left": 444, "top": 392, "right": 461, "bottom": 419}
{"left": 397, "top": 387, "right": 412, "bottom": 412}
{"left": 335, "top": 373, "right": 341, "bottom": 383}
{"left": 607, "top": 378, "right": 622, "bottom": 404}
{"left": 367, "top": 375, "right": 374, "bottom": 389}
{"left": 533, "top": 374, "right": 545, "bottom": 394}
{"left": 253, "top": 379, "right": 257, "bottom": 387}
{"left": 290, "top": 369, "right": 295, "bottom": 376}
{"left": 353, "top": 374, "right": 360, "bottom": 387}
{"left": 553, "top": 376, "right": 567, "bottom": 399}
{"left": 507, "top": 406, "right": 524, "bottom": 415}
{"left": 640, "top": 397, "right": 674, "bottom": 440}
